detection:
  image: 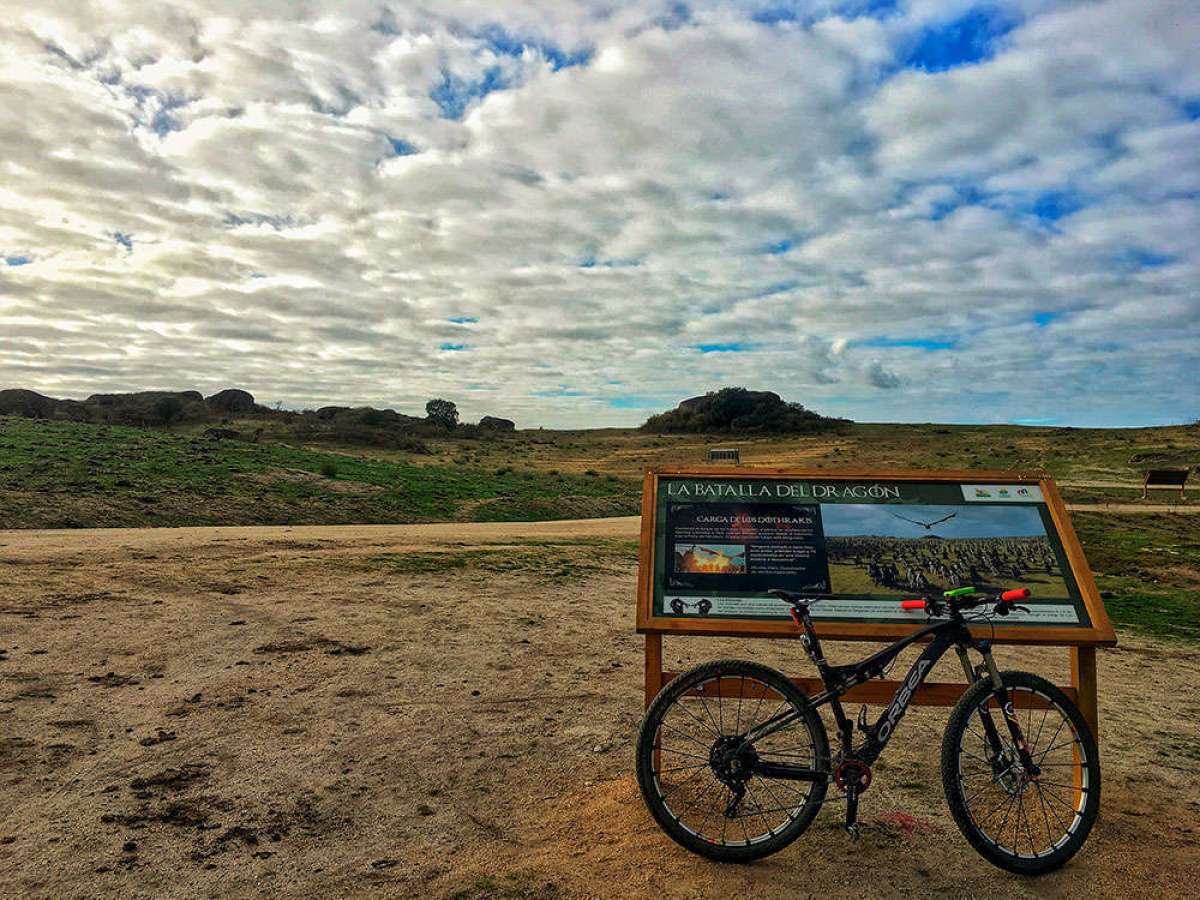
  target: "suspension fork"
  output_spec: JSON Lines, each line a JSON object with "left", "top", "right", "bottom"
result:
{"left": 957, "top": 643, "right": 1040, "bottom": 775}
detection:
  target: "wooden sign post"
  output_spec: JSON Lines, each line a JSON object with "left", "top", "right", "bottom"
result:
{"left": 636, "top": 468, "right": 1116, "bottom": 738}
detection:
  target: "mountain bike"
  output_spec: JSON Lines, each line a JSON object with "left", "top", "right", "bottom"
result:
{"left": 635, "top": 586, "right": 1100, "bottom": 875}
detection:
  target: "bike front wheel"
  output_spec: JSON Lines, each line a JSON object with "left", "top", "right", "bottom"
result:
{"left": 941, "top": 670, "right": 1100, "bottom": 875}
{"left": 635, "top": 659, "right": 829, "bottom": 863}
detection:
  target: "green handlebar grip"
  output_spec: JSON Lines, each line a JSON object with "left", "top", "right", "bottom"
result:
{"left": 944, "top": 586, "right": 976, "bottom": 598}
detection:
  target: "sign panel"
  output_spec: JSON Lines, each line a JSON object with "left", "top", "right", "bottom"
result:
{"left": 637, "top": 468, "right": 1115, "bottom": 646}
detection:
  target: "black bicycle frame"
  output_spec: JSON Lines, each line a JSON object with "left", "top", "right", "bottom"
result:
{"left": 743, "top": 613, "right": 983, "bottom": 783}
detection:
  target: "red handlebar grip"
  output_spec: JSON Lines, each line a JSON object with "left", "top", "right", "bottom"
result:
{"left": 1001, "top": 588, "right": 1031, "bottom": 603}
{"left": 899, "top": 599, "right": 926, "bottom": 610}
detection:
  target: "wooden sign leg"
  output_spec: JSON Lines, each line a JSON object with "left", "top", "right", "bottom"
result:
{"left": 1070, "top": 646, "right": 1099, "bottom": 739}
{"left": 1070, "top": 646, "right": 1099, "bottom": 809}
{"left": 644, "top": 633, "right": 663, "bottom": 709}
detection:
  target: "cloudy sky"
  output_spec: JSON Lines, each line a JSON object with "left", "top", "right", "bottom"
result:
{"left": 1, "top": 1, "right": 1196, "bottom": 427}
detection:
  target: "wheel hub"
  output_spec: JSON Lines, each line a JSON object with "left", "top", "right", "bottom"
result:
{"left": 993, "top": 746, "right": 1031, "bottom": 796}
{"left": 709, "top": 735, "right": 758, "bottom": 786}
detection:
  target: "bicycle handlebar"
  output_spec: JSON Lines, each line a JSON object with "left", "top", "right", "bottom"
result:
{"left": 897, "top": 586, "right": 1032, "bottom": 616}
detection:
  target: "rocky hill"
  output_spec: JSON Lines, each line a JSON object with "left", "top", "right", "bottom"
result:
{"left": 641, "top": 387, "right": 849, "bottom": 434}
{"left": 0, "top": 388, "right": 513, "bottom": 446}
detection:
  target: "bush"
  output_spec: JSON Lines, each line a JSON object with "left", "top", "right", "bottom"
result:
{"left": 425, "top": 398, "right": 459, "bottom": 430}
{"left": 153, "top": 396, "right": 185, "bottom": 425}
{"left": 319, "top": 459, "right": 339, "bottom": 479}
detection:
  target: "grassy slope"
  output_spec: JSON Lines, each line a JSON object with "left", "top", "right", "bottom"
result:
{"left": 0, "top": 417, "right": 638, "bottom": 528}
{"left": 2, "top": 415, "right": 1197, "bottom": 640}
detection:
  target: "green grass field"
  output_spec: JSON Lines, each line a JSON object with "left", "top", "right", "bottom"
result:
{"left": 0, "top": 417, "right": 640, "bottom": 528}
{"left": 2, "top": 415, "right": 1197, "bottom": 641}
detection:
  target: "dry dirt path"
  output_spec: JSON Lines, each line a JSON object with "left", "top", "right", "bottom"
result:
{"left": 0, "top": 516, "right": 643, "bottom": 558}
{"left": 1065, "top": 503, "right": 1198, "bottom": 514}
{"left": 1, "top": 521, "right": 1197, "bottom": 899}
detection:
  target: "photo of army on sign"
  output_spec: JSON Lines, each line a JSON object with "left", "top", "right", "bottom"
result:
{"left": 822, "top": 504, "right": 1069, "bottom": 598}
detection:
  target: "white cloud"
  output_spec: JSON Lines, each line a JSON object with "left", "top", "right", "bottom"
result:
{"left": 0, "top": 1, "right": 1197, "bottom": 427}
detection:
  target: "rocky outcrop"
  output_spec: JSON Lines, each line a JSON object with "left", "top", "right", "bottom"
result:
{"left": 478, "top": 416, "right": 516, "bottom": 431}
{"left": 205, "top": 388, "right": 256, "bottom": 413}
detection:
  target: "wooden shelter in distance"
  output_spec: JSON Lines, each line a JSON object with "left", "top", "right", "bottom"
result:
{"left": 636, "top": 466, "right": 1116, "bottom": 739}
{"left": 1142, "top": 468, "right": 1189, "bottom": 501}
{"left": 706, "top": 447, "right": 740, "bottom": 464}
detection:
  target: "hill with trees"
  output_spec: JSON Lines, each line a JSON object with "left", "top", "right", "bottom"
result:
{"left": 0, "top": 387, "right": 513, "bottom": 450}
{"left": 641, "top": 387, "right": 849, "bottom": 434}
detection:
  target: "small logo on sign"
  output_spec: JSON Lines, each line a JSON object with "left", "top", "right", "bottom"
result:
{"left": 974, "top": 488, "right": 991, "bottom": 497}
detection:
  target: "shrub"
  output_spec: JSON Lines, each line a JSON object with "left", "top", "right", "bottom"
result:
{"left": 153, "top": 395, "right": 184, "bottom": 425}
{"left": 425, "top": 398, "right": 459, "bottom": 430}
{"left": 319, "top": 459, "right": 339, "bottom": 479}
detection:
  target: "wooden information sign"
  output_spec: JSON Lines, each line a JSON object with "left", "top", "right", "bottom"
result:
{"left": 636, "top": 467, "right": 1116, "bottom": 735}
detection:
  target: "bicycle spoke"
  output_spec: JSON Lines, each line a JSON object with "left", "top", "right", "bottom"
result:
{"left": 671, "top": 695, "right": 723, "bottom": 739}
{"left": 657, "top": 762, "right": 710, "bottom": 776}
{"left": 658, "top": 720, "right": 713, "bottom": 752}
{"left": 655, "top": 745, "right": 710, "bottom": 764}
{"left": 695, "top": 689, "right": 723, "bottom": 737}
{"left": 1036, "top": 781, "right": 1072, "bottom": 835}
{"left": 734, "top": 675, "right": 744, "bottom": 736}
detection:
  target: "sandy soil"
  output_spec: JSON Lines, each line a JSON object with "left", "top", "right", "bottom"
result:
{"left": 2, "top": 521, "right": 1198, "bottom": 898}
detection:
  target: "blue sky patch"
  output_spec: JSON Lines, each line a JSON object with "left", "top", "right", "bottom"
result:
{"left": 693, "top": 342, "right": 756, "bottom": 353}
{"left": 1013, "top": 417, "right": 1058, "bottom": 425}
{"left": 1029, "top": 190, "right": 1082, "bottom": 223}
{"left": 448, "top": 316, "right": 479, "bottom": 324}
{"left": 4, "top": 255, "right": 31, "bottom": 266}
{"left": 388, "top": 137, "right": 419, "bottom": 156}
{"left": 1032, "top": 310, "right": 1063, "bottom": 327}
{"left": 750, "top": 5, "right": 803, "bottom": 26}
{"left": 928, "top": 183, "right": 986, "bottom": 220}
{"left": 533, "top": 387, "right": 586, "bottom": 398}
{"left": 113, "top": 232, "right": 133, "bottom": 251}
{"left": 654, "top": 3, "right": 693, "bottom": 31}
{"left": 439, "top": 343, "right": 469, "bottom": 351}
{"left": 608, "top": 395, "right": 658, "bottom": 409}
{"left": 903, "top": 7, "right": 1018, "bottom": 72}
{"left": 1116, "top": 248, "right": 1175, "bottom": 271}
{"left": 758, "top": 235, "right": 801, "bottom": 255}
{"left": 859, "top": 336, "right": 958, "bottom": 351}
{"left": 430, "top": 67, "right": 507, "bottom": 120}
{"left": 475, "top": 24, "right": 593, "bottom": 71}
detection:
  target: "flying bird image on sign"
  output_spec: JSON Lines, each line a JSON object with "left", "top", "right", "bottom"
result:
{"left": 890, "top": 511, "right": 957, "bottom": 530}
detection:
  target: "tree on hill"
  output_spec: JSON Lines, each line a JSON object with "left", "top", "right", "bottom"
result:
{"left": 640, "top": 387, "right": 848, "bottom": 434}
{"left": 425, "top": 398, "right": 459, "bottom": 430}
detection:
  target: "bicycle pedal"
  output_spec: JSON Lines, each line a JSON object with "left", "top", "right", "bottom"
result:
{"left": 846, "top": 823, "right": 860, "bottom": 842}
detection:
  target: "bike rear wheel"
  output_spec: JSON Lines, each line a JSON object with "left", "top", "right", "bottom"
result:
{"left": 941, "top": 670, "right": 1100, "bottom": 875}
{"left": 636, "top": 659, "right": 829, "bottom": 863}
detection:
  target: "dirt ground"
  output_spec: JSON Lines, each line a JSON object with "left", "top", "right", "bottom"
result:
{"left": 1, "top": 520, "right": 1198, "bottom": 899}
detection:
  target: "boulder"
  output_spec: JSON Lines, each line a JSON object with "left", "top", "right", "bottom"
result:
{"left": 205, "top": 388, "right": 256, "bottom": 413}
{"left": 478, "top": 416, "right": 516, "bottom": 432}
